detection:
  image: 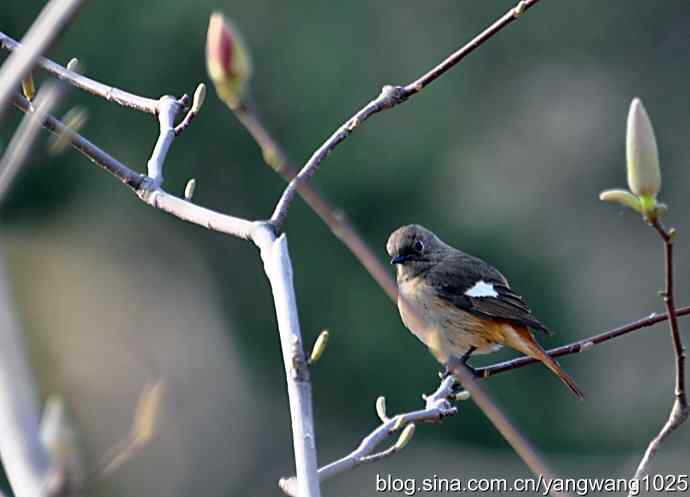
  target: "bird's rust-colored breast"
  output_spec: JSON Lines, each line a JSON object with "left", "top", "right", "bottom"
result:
{"left": 396, "top": 275, "right": 503, "bottom": 363}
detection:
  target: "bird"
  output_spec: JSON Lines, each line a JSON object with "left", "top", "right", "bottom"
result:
{"left": 386, "top": 224, "right": 584, "bottom": 400}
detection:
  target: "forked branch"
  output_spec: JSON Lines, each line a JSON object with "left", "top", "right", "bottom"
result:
{"left": 629, "top": 220, "right": 688, "bottom": 488}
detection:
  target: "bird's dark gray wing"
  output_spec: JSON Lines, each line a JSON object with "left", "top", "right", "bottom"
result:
{"left": 427, "top": 252, "right": 551, "bottom": 335}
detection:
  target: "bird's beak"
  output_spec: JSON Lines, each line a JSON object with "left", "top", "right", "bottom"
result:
{"left": 390, "top": 255, "right": 410, "bottom": 265}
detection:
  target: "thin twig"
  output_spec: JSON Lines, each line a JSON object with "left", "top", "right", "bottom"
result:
{"left": 234, "top": 100, "right": 397, "bottom": 300}
{"left": 269, "top": 0, "right": 541, "bottom": 230}
{"left": 449, "top": 360, "right": 568, "bottom": 497}
{"left": 0, "top": 0, "right": 84, "bottom": 116}
{"left": 145, "top": 96, "right": 180, "bottom": 187}
{"left": 0, "top": 31, "right": 161, "bottom": 115}
{"left": 12, "top": 93, "right": 255, "bottom": 239}
{"left": 629, "top": 220, "right": 688, "bottom": 488}
{"left": 478, "top": 306, "right": 690, "bottom": 378}
{"left": 12, "top": 94, "right": 146, "bottom": 189}
{"left": 279, "top": 376, "right": 458, "bottom": 496}
{"left": 0, "top": 82, "right": 66, "bottom": 201}
{"left": 403, "top": 0, "right": 539, "bottom": 95}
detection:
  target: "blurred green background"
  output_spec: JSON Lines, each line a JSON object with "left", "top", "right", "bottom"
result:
{"left": 2, "top": 0, "right": 690, "bottom": 495}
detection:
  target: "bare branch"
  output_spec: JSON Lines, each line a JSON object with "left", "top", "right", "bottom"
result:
{"left": 278, "top": 306, "right": 690, "bottom": 491}
{"left": 233, "top": 100, "right": 398, "bottom": 300}
{"left": 253, "top": 226, "right": 321, "bottom": 497}
{"left": 448, "top": 361, "right": 568, "bottom": 497}
{"left": 269, "top": 85, "right": 405, "bottom": 230}
{"left": 12, "top": 93, "right": 255, "bottom": 239}
{"left": 0, "top": 82, "right": 66, "bottom": 201}
{"left": 12, "top": 93, "right": 319, "bottom": 494}
{"left": 0, "top": 31, "right": 161, "bottom": 115}
{"left": 269, "top": 0, "right": 542, "bottom": 230}
{"left": 145, "top": 96, "right": 180, "bottom": 187}
{"left": 478, "top": 306, "right": 690, "bottom": 378}
{"left": 629, "top": 220, "right": 688, "bottom": 488}
{"left": 0, "top": 0, "right": 84, "bottom": 116}
{"left": 12, "top": 93, "right": 146, "bottom": 189}
{"left": 0, "top": 249, "right": 60, "bottom": 497}
{"left": 403, "top": 0, "right": 540, "bottom": 95}
{"left": 279, "top": 376, "right": 458, "bottom": 496}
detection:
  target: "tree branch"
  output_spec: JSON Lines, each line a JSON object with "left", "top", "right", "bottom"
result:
{"left": 477, "top": 306, "right": 690, "bottom": 378}
{"left": 254, "top": 227, "right": 321, "bottom": 497}
{"left": 11, "top": 3, "right": 558, "bottom": 490}
{"left": 13, "top": 89, "right": 320, "bottom": 495}
{"left": 0, "top": 31, "right": 162, "bottom": 115}
{"left": 269, "top": 0, "right": 541, "bottom": 231}
{"left": 448, "top": 361, "right": 568, "bottom": 497}
{"left": 0, "top": 0, "right": 84, "bottom": 116}
{"left": 629, "top": 220, "right": 688, "bottom": 487}
{"left": 12, "top": 93, "right": 147, "bottom": 189}
{"left": 12, "top": 93, "right": 255, "bottom": 239}
{"left": 279, "top": 376, "right": 459, "bottom": 497}
{"left": 0, "top": 249, "right": 61, "bottom": 497}
{"left": 0, "top": 82, "right": 66, "bottom": 201}
{"left": 281, "top": 305, "right": 690, "bottom": 491}
{"left": 233, "top": 99, "right": 397, "bottom": 300}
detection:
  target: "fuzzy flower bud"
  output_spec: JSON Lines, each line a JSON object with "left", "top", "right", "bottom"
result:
{"left": 626, "top": 98, "right": 660, "bottom": 199}
{"left": 599, "top": 189, "right": 642, "bottom": 213}
{"left": 206, "top": 12, "right": 251, "bottom": 110}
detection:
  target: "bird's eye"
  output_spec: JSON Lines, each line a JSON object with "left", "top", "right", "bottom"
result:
{"left": 413, "top": 240, "right": 424, "bottom": 253}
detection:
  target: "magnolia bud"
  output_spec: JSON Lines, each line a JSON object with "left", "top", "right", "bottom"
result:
{"left": 626, "top": 98, "right": 660, "bottom": 198}
{"left": 22, "top": 75, "right": 36, "bottom": 101}
{"left": 598, "top": 189, "right": 642, "bottom": 213}
{"left": 192, "top": 83, "right": 206, "bottom": 114}
{"left": 308, "top": 330, "right": 329, "bottom": 365}
{"left": 375, "top": 396, "right": 388, "bottom": 422}
{"left": 206, "top": 12, "right": 252, "bottom": 110}
{"left": 393, "top": 423, "right": 416, "bottom": 451}
{"left": 184, "top": 178, "right": 196, "bottom": 201}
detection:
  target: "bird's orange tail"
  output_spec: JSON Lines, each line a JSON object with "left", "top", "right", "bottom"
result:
{"left": 503, "top": 325, "right": 585, "bottom": 400}
{"left": 534, "top": 348, "right": 585, "bottom": 400}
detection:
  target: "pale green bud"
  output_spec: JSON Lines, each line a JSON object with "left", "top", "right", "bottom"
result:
{"left": 184, "top": 178, "right": 196, "bottom": 201}
{"left": 192, "top": 83, "right": 206, "bottom": 114}
{"left": 375, "top": 396, "right": 388, "bottom": 422}
{"left": 393, "top": 423, "right": 415, "bottom": 450}
{"left": 21, "top": 75, "right": 36, "bottom": 101}
{"left": 598, "top": 189, "right": 642, "bottom": 213}
{"left": 626, "top": 98, "right": 660, "bottom": 198}
{"left": 308, "top": 329, "right": 329, "bottom": 365}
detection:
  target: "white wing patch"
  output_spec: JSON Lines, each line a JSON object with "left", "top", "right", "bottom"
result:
{"left": 464, "top": 280, "right": 498, "bottom": 298}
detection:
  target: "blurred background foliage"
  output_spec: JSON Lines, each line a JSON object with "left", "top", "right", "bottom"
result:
{"left": 1, "top": 0, "right": 690, "bottom": 495}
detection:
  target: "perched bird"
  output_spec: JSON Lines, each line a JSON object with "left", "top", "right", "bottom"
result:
{"left": 386, "top": 224, "right": 583, "bottom": 400}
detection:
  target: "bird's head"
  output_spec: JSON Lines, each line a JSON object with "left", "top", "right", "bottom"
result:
{"left": 386, "top": 224, "right": 445, "bottom": 278}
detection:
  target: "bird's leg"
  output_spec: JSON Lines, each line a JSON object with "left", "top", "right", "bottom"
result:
{"left": 442, "top": 347, "right": 479, "bottom": 394}
{"left": 460, "top": 345, "right": 477, "bottom": 365}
